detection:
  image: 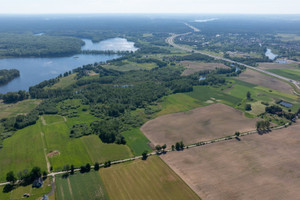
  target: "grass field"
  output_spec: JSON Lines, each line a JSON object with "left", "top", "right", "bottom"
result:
{"left": 141, "top": 103, "right": 258, "bottom": 147}
{"left": 161, "top": 123, "right": 300, "bottom": 200}
{"left": 55, "top": 171, "right": 108, "bottom": 200}
{"left": 105, "top": 61, "right": 157, "bottom": 71}
{"left": 50, "top": 73, "right": 77, "bottom": 89}
{"left": 0, "top": 99, "right": 41, "bottom": 119}
{"left": 267, "top": 68, "right": 300, "bottom": 81}
{"left": 155, "top": 93, "right": 203, "bottom": 117}
{"left": 121, "top": 128, "right": 152, "bottom": 156}
{"left": 100, "top": 156, "right": 200, "bottom": 200}
{"left": 187, "top": 86, "right": 242, "bottom": 107}
{"left": 81, "top": 135, "right": 133, "bottom": 163}
{"left": 0, "top": 120, "right": 47, "bottom": 181}
{"left": 42, "top": 115, "right": 132, "bottom": 171}
{"left": 0, "top": 177, "right": 52, "bottom": 200}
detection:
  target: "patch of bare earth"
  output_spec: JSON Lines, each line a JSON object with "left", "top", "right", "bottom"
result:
{"left": 47, "top": 150, "right": 60, "bottom": 158}
{"left": 141, "top": 103, "right": 257, "bottom": 147}
{"left": 258, "top": 62, "right": 296, "bottom": 70}
{"left": 237, "top": 69, "right": 293, "bottom": 94}
{"left": 161, "top": 123, "right": 300, "bottom": 200}
{"left": 180, "top": 61, "right": 229, "bottom": 76}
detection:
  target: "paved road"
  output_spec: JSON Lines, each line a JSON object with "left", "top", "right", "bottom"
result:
{"left": 166, "top": 27, "right": 300, "bottom": 91}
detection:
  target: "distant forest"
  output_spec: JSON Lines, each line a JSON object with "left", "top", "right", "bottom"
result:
{"left": 0, "top": 69, "right": 20, "bottom": 86}
{"left": 0, "top": 33, "right": 84, "bottom": 57}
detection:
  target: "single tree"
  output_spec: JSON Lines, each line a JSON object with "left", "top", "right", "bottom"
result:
{"left": 247, "top": 91, "right": 251, "bottom": 100}
{"left": 80, "top": 166, "right": 86, "bottom": 173}
{"left": 245, "top": 104, "right": 252, "bottom": 111}
{"left": 175, "top": 142, "right": 180, "bottom": 151}
{"left": 235, "top": 132, "right": 240, "bottom": 137}
{"left": 70, "top": 165, "right": 75, "bottom": 175}
{"left": 155, "top": 145, "right": 162, "bottom": 152}
{"left": 179, "top": 141, "right": 184, "bottom": 150}
{"left": 94, "top": 162, "right": 100, "bottom": 171}
{"left": 142, "top": 150, "right": 148, "bottom": 160}
{"left": 162, "top": 144, "right": 167, "bottom": 152}
{"left": 6, "top": 171, "right": 16, "bottom": 184}
{"left": 171, "top": 145, "right": 175, "bottom": 151}
{"left": 85, "top": 163, "right": 91, "bottom": 172}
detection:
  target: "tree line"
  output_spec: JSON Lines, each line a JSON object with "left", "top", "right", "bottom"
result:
{"left": 0, "top": 69, "right": 20, "bottom": 86}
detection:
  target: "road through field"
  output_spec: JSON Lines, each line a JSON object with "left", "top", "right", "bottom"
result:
{"left": 166, "top": 24, "right": 300, "bottom": 92}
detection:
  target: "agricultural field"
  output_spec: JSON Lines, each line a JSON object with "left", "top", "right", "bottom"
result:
{"left": 0, "top": 177, "right": 52, "bottom": 200}
{"left": 266, "top": 68, "right": 300, "bottom": 81}
{"left": 55, "top": 171, "right": 108, "bottom": 200}
{"left": 100, "top": 156, "right": 200, "bottom": 200}
{"left": 228, "top": 78, "right": 300, "bottom": 113}
{"left": 236, "top": 68, "right": 294, "bottom": 94}
{"left": 258, "top": 62, "right": 297, "bottom": 70}
{"left": 105, "top": 61, "right": 157, "bottom": 71}
{"left": 154, "top": 93, "right": 202, "bottom": 117}
{"left": 49, "top": 73, "right": 77, "bottom": 89}
{"left": 180, "top": 61, "right": 229, "bottom": 75}
{"left": 0, "top": 99, "right": 41, "bottom": 119}
{"left": 141, "top": 103, "right": 258, "bottom": 147}
{"left": 121, "top": 128, "right": 152, "bottom": 156}
{"left": 0, "top": 120, "right": 47, "bottom": 181}
{"left": 161, "top": 123, "right": 300, "bottom": 200}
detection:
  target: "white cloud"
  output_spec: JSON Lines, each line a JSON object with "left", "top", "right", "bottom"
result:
{"left": 0, "top": 0, "right": 299, "bottom": 14}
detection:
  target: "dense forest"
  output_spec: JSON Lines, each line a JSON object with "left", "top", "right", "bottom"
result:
{"left": 0, "top": 33, "right": 84, "bottom": 57}
{"left": 0, "top": 69, "right": 20, "bottom": 86}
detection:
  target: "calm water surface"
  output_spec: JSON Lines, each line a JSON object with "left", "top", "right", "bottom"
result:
{"left": 265, "top": 48, "right": 278, "bottom": 60}
{"left": 0, "top": 38, "right": 136, "bottom": 93}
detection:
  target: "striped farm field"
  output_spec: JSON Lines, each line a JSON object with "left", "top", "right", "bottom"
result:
{"left": 100, "top": 156, "right": 200, "bottom": 200}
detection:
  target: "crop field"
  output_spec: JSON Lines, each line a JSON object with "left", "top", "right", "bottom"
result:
{"left": 100, "top": 156, "right": 200, "bottom": 200}
{"left": 0, "top": 177, "right": 52, "bottom": 200}
{"left": 161, "top": 123, "right": 300, "bottom": 200}
{"left": 121, "top": 128, "right": 152, "bottom": 156}
{"left": 267, "top": 68, "right": 300, "bottom": 81}
{"left": 141, "top": 103, "right": 258, "bottom": 147}
{"left": 180, "top": 61, "right": 229, "bottom": 75}
{"left": 258, "top": 62, "right": 297, "bottom": 70}
{"left": 237, "top": 69, "right": 294, "bottom": 94}
{"left": 55, "top": 171, "right": 108, "bottom": 200}
{"left": 0, "top": 99, "right": 41, "bottom": 119}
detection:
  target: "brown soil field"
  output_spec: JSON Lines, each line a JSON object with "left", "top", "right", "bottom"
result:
{"left": 181, "top": 61, "right": 229, "bottom": 76}
{"left": 141, "top": 103, "right": 257, "bottom": 147}
{"left": 258, "top": 62, "right": 297, "bottom": 70}
{"left": 161, "top": 123, "right": 300, "bottom": 200}
{"left": 237, "top": 69, "right": 293, "bottom": 94}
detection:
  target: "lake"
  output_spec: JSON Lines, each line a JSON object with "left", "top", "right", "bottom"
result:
{"left": 0, "top": 38, "right": 136, "bottom": 93}
{"left": 265, "top": 48, "right": 278, "bottom": 60}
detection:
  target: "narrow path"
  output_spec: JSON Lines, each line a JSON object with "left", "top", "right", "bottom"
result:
{"left": 166, "top": 24, "right": 300, "bottom": 91}
{"left": 40, "top": 132, "right": 50, "bottom": 173}
{"left": 63, "top": 116, "right": 67, "bottom": 122}
{"left": 41, "top": 116, "right": 46, "bottom": 126}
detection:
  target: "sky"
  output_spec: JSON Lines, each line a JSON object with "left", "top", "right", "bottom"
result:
{"left": 0, "top": 0, "right": 299, "bottom": 14}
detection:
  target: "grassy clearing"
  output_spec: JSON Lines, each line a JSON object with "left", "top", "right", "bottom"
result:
{"left": 100, "top": 156, "right": 200, "bottom": 200}
{"left": 49, "top": 73, "right": 77, "bottom": 89}
{"left": 43, "top": 115, "right": 65, "bottom": 125}
{"left": 267, "top": 68, "right": 300, "bottom": 81}
{"left": 188, "top": 86, "right": 242, "bottom": 107}
{"left": 0, "top": 177, "right": 52, "bottom": 200}
{"left": 0, "top": 120, "right": 47, "bottom": 181}
{"left": 55, "top": 171, "right": 108, "bottom": 200}
{"left": 0, "top": 99, "right": 41, "bottom": 119}
{"left": 121, "top": 128, "right": 152, "bottom": 156}
{"left": 155, "top": 93, "right": 203, "bottom": 117}
{"left": 81, "top": 135, "right": 133, "bottom": 163}
{"left": 105, "top": 61, "right": 157, "bottom": 71}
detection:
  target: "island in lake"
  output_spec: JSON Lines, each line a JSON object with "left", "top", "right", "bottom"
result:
{"left": 0, "top": 69, "right": 20, "bottom": 86}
